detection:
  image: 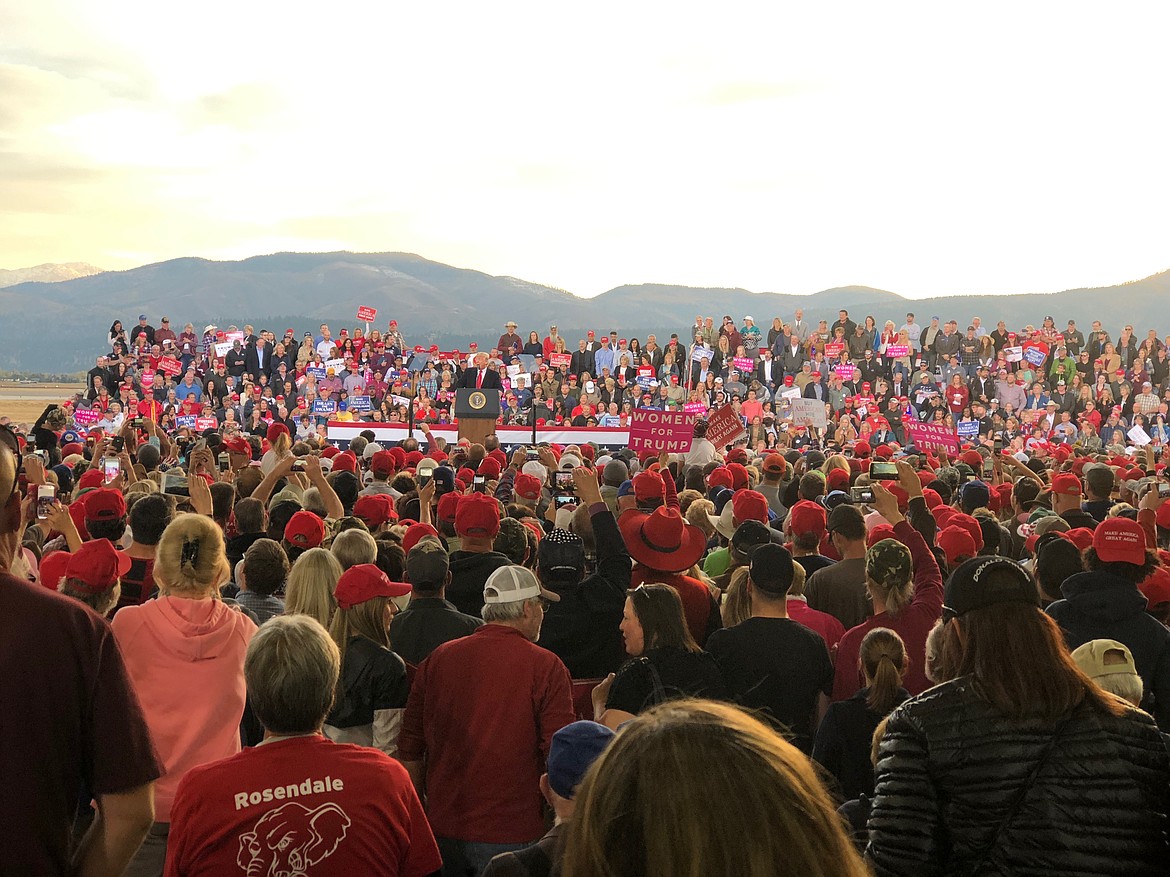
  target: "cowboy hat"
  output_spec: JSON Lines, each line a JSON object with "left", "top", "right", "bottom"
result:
{"left": 619, "top": 506, "right": 706, "bottom": 573}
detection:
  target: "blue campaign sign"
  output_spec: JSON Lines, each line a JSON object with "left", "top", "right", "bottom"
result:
{"left": 349, "top": 395, "right": 372, "bottom": 412}
{"left": 306, "top": 366, "right": 326, "bottom": 379}
{"left": 176, "top": 415, "right": 197, "bottom": 428}
{"left": 312, "top": 400, "right": 337, "bottom": 415}
{"left": 1022, "top": 346, "right": 1047, "bottom": 367}
{"left": 957, "top": 420, "right": 980, "bottom": 438}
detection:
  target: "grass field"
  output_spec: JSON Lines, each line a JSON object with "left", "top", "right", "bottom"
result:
{"left": 0, "top": 383, "right": 85, "bottom": 426}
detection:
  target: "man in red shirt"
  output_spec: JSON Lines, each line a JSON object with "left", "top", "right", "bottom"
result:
{"left": 399, "top": 565, "right": 575, "bottom": 875}
{"left": 166, "top": 615, "right": 440, "bottom": 877}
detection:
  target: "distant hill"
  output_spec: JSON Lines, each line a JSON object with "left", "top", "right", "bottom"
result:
{"left": 0, "top": 262, "right": 104, "bottom": 288}
{"left": 0, "top": 250, "right": 1166, "bottom": 373}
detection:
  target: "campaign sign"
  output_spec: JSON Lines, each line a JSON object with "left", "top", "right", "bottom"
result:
{"left": 789, "top": 398, "right": 829, "bottom": 429}
{"left": 312, "top": 400, "right": 337, "bottom": 415}
{"left": 176, "top": 415, "right": 197, "bottom": 429}
{"left": 1128, "top": 425, "right": 1152, "bottom": 446}
{"left": 225, "top": 331, "right": 245, "bottom": 344}
{"left": 905, "top": 421, "right": 960, "bottom": 454}
{"left": 158, "top": 356, "right": 183, "bottom": 376}
{"left": 306, "top": 366, "right": 326, "bottom": 379}
{"left": 356, "top": 306, "right": 378, "bottom": 323}
{"left": 824, "top": 342, "right": 845, "bottom": 358}
{"left": 72, "top": 408, "right": 102, "bottom": 427}
{"left": 706, "top": 403, "right": 748, "bottom": 448}
{"left": 691, "top": 346, "right": 712, "bottom": 363}
{"left": 550, "top": 352, "right": 572, "bottom": 368}
{"left": 1022, "top": 342, "right": 1049, "bottom": 367}
{"left": 780, "top": 386, "right": 802, "bottom": 401}
{"left": 195, "top": 416, "right": 219, "bottom": 431}
{"left": 214, "top": 342, "right": 234, "bottom": 358}
{"left": 733, "top": 356, "right": 754, "bottom": 372}
{"left": 1004, "top": 346, "right": 1024, "bottom": 363}
{"left": 833, "top": 362, "right": 857, "bottom": 381}
{"left": 885, "top": 344, "right": 909, "bottom": 358}
{"left": 957, "top": 420, "right": 980, "bottom": 438}
{"left": 684, "top": 402, "right": 708, "bottom": 415}
{"left": 324, "top": 358, "right": 346, "bottom": 373}
{"left": 349, "top": 395, "right": 372, "bottom": 412}
{"left": 637, "top": 366, "right": 654, "bottom": 389}
{"left": 628, "top": 409, "right": 695, "bottom": 453}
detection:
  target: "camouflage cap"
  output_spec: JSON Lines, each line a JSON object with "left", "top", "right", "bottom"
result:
{"left": 865, "top": 538, "right": 913, "bottom": 588}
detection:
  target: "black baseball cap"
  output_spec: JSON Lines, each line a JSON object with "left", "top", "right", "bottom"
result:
{"left": 942, "top": 556, "right": 1040, "bottom": 621}
{"left": 748, "top": 543, "right": 795, "bottom": 596}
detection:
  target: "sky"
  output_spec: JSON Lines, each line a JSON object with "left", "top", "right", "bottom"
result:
{"left": 2, "top": 2, "right": 1168, "bottom": 299}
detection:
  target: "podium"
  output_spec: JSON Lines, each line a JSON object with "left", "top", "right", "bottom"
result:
{"left": 455, "top": 388, "right": 500, "bottom": 447}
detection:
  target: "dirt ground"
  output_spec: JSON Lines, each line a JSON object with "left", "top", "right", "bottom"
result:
{"left": 0, "top": 383, "right": 85, "bottom": 427}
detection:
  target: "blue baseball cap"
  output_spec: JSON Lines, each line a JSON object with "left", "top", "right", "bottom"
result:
{"left": 547, "top": 720, "right": 615, "bottom": 799}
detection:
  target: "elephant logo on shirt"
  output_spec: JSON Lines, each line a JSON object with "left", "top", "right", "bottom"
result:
{"left": 237, "top": 802, "right": 351, "bottom": 876}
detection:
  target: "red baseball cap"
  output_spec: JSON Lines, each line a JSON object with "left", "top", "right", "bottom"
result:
{"left": 866, "top": 523, "right": 896, "bottom": 548}
{"left": 436, "top": 491, "right": 461, "bottom": 525}
{"left": 731, "top": 489, "right": 768, "bottom": 524}
{"left": 285, "top": 510, "right": 326, "bottom": 548}
{"left": 222, "top": 435, "right": 251, "bottom": 456}
{"left": 788, "top": 500, "right": 826, "bottom": 538}
{"left": 65, "top": 539, "right": 131, "bottom": 594}
{"left": 937, "top": 525, "right": 977, "bottom": 568}
{"left": 331, "top": 452, "right": 358, "bottom": 474}
{"left": 266, "top": 422, "right": 289, "bottom": 444}
{"left": 707, "top": 467, "right": 734, "bottom": 491}
{"left": 1093, "top": 518, "right": 1146, "bottom": 565}
{"left": 334, "top": 563, "right": 411, "bottom": 610}
{"left": 38, "top": 550, "right": 72, "bottom": 591}
{"left": 402, "top": 522, "right": 440, "bottom": 554}
{"left": 353, "top": 495, "right": 396, "bottom": 528}
{"left": 83, "top": 488, "right": 126, "bottom": 522}
{"left": 513, "top": 473, "right": 543, "bottom": 502}
{"left": 852, "top": 440, "right": 871, "bottom": 458}
{"left": 370, "top": 450, "right": 396, "bottom": 476}
{"left": 78, "top": 468, "right": 106, "bottom": 491}
{"left": 1051, "top": 473, "right": 1082, "bottom": 497}
{"left": 633, "top": 471, "right": 665, "bottom": 503}
{"left": 763, "top": 454, "right": 787, "bottom": 476}
{"left": 455, "top": 492, "right": 501, "bottom": 538}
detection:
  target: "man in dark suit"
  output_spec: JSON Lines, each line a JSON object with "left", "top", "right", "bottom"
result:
{"left": 803, "top": 370, "right": 827, "bottom": 401}
{"left": 570, "top": 340, "right": 595, "bottom": 379}
{"left": 244, "top": 336, "right": 271, "bottom": 382}
{"left": 458, "top": 353, "right": 503, "bottom": 390}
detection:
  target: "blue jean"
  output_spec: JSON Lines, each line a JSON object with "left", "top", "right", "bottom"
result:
{"left": 437, "top": 836, "right": 532, "bottom": 876}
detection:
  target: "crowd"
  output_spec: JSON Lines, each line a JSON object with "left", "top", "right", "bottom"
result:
{"left": 2, "top": 305, "right": 1170, "bottom": 876}
{"left": 61, "top": 310, "right": 1170, "bottom": 450}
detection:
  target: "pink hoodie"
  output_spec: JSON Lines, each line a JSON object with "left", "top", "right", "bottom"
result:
{"left": 111, "top": 596, "right": 256, "bottom": 821}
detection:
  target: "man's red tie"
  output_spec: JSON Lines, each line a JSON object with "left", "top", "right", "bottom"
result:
{"left": 477, "top": 371, "right": 483, "bottom": 389}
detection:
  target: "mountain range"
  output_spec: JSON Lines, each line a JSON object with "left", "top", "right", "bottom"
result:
{"left": 0, "top": 262, "right": 104, "bottom": 288}
{"left": 1, "top": 251, "right": 1167, "bottom": 373}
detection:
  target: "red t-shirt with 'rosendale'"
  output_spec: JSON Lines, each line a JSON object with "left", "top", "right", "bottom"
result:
{"left": 165, "top": 734, "right": 440, "bottom": 877}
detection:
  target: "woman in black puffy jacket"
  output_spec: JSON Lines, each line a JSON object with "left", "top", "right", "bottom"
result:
{"left": 867, "top": 556, "right": 1170, "bottom": 876}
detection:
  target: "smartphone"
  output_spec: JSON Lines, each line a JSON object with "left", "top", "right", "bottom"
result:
{"left": 102, "top": 457, "right": 120, "bottom": 484}
{"left": 868, "top": 461, "right": 898, "bottom": 481}
{"left": 163, "top": 472, "right": 190, "bottom": 497}
{"left": 132, "top": 417, "right": 144, "bottom": 428}
{"left": 418, "top": 472, "right": 433, "bottom": 487}
{"left": 554, "top": 493, "right": 577, "bottom": 509}
{"left": 36, "top": 484, "right": 55, "bottom": 520}
{"left": 993, "top": 434, "right": 1004, "bottom": 453}
{"left": 111, "top": 436, "right": 125, "bottom": 452}
{"left": 553, "top": 470, "right": 575, "bottom": 492}
{"left": 526, "top": 448, "right": 540, "bottom": 461}
{"left": 34, "top": 449, "right": 49, "bottom": 465}
{"left": 472, "top": 475, "right": 487, "bottom": 494}
{"left": 1159, "top": 483, "right": 1170, "bottom": 499}
{"left": 218, "top": 452, "right": 230, "bottom": 472}
{"left": 290, "top": 460, "right": 306, "bottom": 472}
{"left": 850, "top": 486, "right": 874, "bottom": 504}
{"left": 982, "top": 462, "right": 994, "bottom": 479}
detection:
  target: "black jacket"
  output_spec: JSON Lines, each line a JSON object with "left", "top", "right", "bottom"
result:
{"left": 327, "top": 635, "right": 409, "bottom": 730}
{"left": 390, "top": 596, "right": 483, "bottom": 666}
{"left": 813, "top": 686, "right": 910, "bottom": 800}
{"left": 867, "top": 677, "right": 1170, "bottom": 876}
{"left": 458, "top": 368, "right": 503, "bottom": 390}
{"left": 1048, "top": 570, "right": 1170, "bottom": 729}
{"left": 446, "top": 549, "right": 511, "bottom": 617}
{"left": 537, "top": 508, "right": 630, "bottom": 679}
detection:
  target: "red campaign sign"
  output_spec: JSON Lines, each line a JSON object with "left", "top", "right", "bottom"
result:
{"left": 549, "top": 353, "right": 572, "bottom": 369}
{"left": 158, "top": 356, "right": 183, "bottom": 376}
{"left": 904, "top": 421, "right": 959, "bottom": 454}
{"left": 706, "top": 403, "right": 747, "bottom": 448}
{"left": 824, "top": 342, "right": 845, "bottom": 358}
{"left": 684, "top": 402, "right": 708, "bottom": 414}
{"left": 628, "top": 409, "right": 695, "bottom": 454}
{"left": 732, "top": 356, "right": 754, "bottom": 372}
{"left": 194, "top": 416, "right": 219, "bottom": 431}
{"left": 356, "top": 306, "right": 378, "bottom": 323}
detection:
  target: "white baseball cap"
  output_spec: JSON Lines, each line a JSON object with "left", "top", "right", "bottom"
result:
{"left": 483, "top": 565, "right": 560, "bottom": 604}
